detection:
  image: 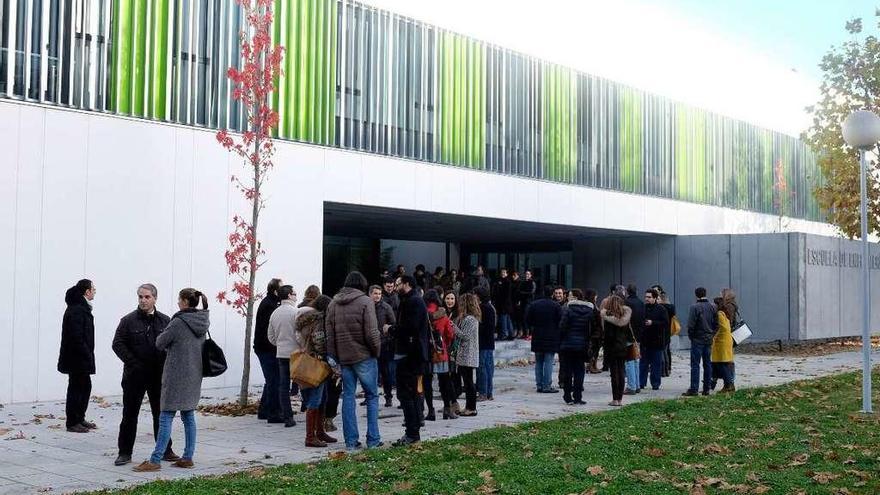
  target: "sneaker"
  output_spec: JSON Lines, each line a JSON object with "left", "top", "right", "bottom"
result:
{"left": 114, "top": 454, "right": 132, "bottom": 466}
{"left": 392, "top": 436, "right": 420, "bottom": 447}
{"left": 172, "top": 459, "right": 194, "bottom": 468}
{"left": 623, "top": 389, "right": 638, "bottom": 396}
{"left": 80, "top": 420, "right": 97, "bottom": 429}
{"left": 574, "top": 400, "right": 586, "bottom": 405}
{"left": 681, "top": 390, "right": 698, "bottom": 397}
{"left": 132, "top": 461, "right": 161, "bottom": 472}
{"left": 458, "top": 409, "right": 478, "bottom": 417}
{"left": 267, "top": 417, "right": 286, "bottom": 424}
{"left": 284, "top": 418, "right": 297, "bottom": 428}
{"left": 66, "top": 424, "right": 89, "bottom": 433}
{"left": 543, "top": 388, "right": 559, "bottom": 393}
{"left": 701, "top": 390, "right": 711, "bottom": 396}
{"left": 476, "top": 394, "right": 489, "bottom": 402}
{"left": 161, "top": 450, "right": 181, "bottom": 462}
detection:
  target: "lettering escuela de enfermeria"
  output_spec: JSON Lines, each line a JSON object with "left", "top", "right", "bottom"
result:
{"left": 806, "top": 247, "right": 880, "bottom": 269}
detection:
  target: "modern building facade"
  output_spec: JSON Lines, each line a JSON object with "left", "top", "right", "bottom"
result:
{"left": 0, "top": 0, "right": 873, "bottom": 403}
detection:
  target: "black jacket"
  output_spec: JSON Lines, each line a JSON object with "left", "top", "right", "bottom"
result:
{"left": 382, "top": 290, "right": 400, "bottom": 317}
{"left": 559, "top": 301, "right": 594, "bottom": 353}
{"left": 642, "top": 303, "right": 670, "bottom": 350}
{"left": 112, "top": 308, "right": 171, "bottom": 379}
{"left": 478, "top": 301, "right": 497, "bottom": 350}
{"left": 519, "top": 279, "right": 537, "bottom": 306}
{"left": 625, "top": 295, "right": 646, "bottom": 343}
{"left": 375, "top": 300, "right": 397, "bottom": 358}
{"left": 525, "top": 298, "right": 562, "bottom": 353}
{"left": 253, "top": 294, "right": 280, "bottom": 354}
{"left": 58, "top": 287, "right": 95, "bottom": 375}
{"left": 492, "top": 278, "right": 513, "bottom": 314}
{"left": 687, "top": 299, "right": 718, "bottom": 344}
{"left": 394, "top": 291, "right": 430, "bottom": 364}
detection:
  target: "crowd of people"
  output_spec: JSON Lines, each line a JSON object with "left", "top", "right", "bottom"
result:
{"left": 55, "top": 266, "right": 740, "bottom": 471}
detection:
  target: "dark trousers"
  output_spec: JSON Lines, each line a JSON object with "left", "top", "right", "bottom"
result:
{"left": 607, "top": 356, "right": 626, "bottom": 401}
{"left": 639, "top": 347, "right": 663, "bottom": 390}
{"left": 689, "top": 342, "right": 713, "bottom": 392}
{"left": 436, "top": 372, "right": 455, "bottom": 407}
{"left": 590, "top": 338, "right": 604, "bottom": 362}
{"left": 322, "top": 376, "right": 341, "bottom": 419}
{"left": 663, "top": 342, "right": 672, "bottom": 376}
{"left": 379, "top": 354, "right": 396, "bottom": 400}
{"left": 118, "top": 373, "right": 172, "bottom": 456}
{"left": 422, "top": 370, "right": 435, "bottom": 413}
{"left": 256, "top": 352, "right": 281, "bottom": 420}
{"left": 396, "top": 358, "right": 422, "bottom": 440}
{"left": 277, "top": 358, "right": 294, "bottom": 420}
{"left": 559, "top": 351, "right": 587, "bottom": 401}
{"left": 65, "top": 373, "right": 92, "bottom": 428}
{"left": 459, "top": 366, "right": 477, "bottom": 410}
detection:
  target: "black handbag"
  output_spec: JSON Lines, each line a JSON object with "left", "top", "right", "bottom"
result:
{"left": 180, "top": 317, "right": 227, "bottom": 377}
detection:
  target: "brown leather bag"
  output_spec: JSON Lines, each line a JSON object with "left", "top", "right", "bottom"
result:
{"left": 626, "top": 324, "right": 641, "bottom": 361}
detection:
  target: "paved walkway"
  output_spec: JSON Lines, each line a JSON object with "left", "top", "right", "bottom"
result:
{"left": 0, "top": 349, "right": 874, "bottom": 494}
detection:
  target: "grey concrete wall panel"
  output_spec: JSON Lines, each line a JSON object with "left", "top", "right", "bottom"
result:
{"left": 572, "top": 238, "right": 622, "bottom": 293}
{"left": 674, "top": 235, "right": 732, "bottom": 341}
{"left": 802, "top": 234, "right": 845, "bottom": 339}
{"left": 752, "top": 235, "right": 791, "bottom": 341}
{"left": 789, "top": 234, "right": 806, "bottom": 340}
{"left": 620, "top": 236, "right": 676, "bottom": 302}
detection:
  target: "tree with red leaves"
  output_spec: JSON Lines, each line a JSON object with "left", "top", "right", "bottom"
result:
{"left": 216, "top": 0, "right": 284, "bottom": 406}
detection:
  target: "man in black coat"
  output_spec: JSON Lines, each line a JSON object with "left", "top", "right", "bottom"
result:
{"left": 518, "top": 270, "right": 537, "bottom": 338}
{"left": 492, "top": 269, "right": 514, "bottom": 340}
{"left": 475, "top": 287, "right": 497, "bottom": 400}
{"left": 393, "top": 275, "right": 430, "bottom": 446}
{"left": 624, "top": 284, "right": 645, "bottom": 394}
{"left": 525, "top": 286, "right": 562, "bottom": 393}
{"left": 58, "top": 279, "right": 96, "bottom": 433}
{"left": 254, "top": 278, "right": 284, "bottom": 423}
{"left": 639, "top": 289, "right": 669, "bottom": 391}
{"left": 112, "top": 284, "right": 178, "bottom": 466}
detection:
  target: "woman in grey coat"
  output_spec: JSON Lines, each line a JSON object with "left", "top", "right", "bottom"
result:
{"left": 454, "top": 294, "right": 481, "bottom": 417}
{"left": 133, "top": 288, "right": 208, "bottom": 472}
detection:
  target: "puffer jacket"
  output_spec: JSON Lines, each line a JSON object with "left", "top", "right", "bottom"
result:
{"left": 559, "top": 300, "right": 594, "bottom": 353}
{"left": 58, "top": 287, "right": 96, "bottom": 375}
{"left": 455, "top": 315, "right": 480, "bottom": 368}
{"left": 296, "top": 308, "right": 327, "bottom": 359}
{"left": 601, "top": 306, "right": 633, "bottom": 359}
{"left": 326, "top": 287, "right": 380, "bottom": 365}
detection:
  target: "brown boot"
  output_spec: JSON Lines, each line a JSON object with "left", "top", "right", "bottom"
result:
{"left": 316, "top": 411, "right": 337, "bottom": 443}
{"left": 305, "top": 410, "right": 326, "bottom": 448}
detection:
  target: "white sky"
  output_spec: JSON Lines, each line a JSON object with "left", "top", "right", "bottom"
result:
{"left": 366, "top": 0, "right": 820, "bottom": 138}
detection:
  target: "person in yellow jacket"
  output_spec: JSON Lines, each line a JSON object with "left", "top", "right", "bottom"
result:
{"left": 711, "top": 290, "right": 737, "bottom": 392}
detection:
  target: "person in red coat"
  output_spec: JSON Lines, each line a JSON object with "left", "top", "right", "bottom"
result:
{"left": 425, "top": 290, "right": 458, "bottom": 420}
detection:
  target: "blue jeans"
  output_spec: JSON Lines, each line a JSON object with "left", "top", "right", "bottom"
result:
{"left": 150, "top": 410, "right": 196, "bottom": 463}
{"left": 499, "top": 314, "right": 513, "bottom": 339}
{"left": 477, "top": 350, "right": 495, "bottom": 397}
{"left": 341, "top": 358, "right": 380, "bottom": 449}
{"left": 301, "top": 382, "right": 326, "bottom": 410}
{"left": 256, "top": 352, "right": 280, "bottom": 419}
{"left": 534, "top": 352, "right": 555, "bottom": 391}
{"left": 639, "top": 348, "right": 663, "bottom": 390}
{"left": 690, "top": 342, "right": 713, "bottom": 392}
{"left": 625, "top": 358, "right": 640, "bottom": 391}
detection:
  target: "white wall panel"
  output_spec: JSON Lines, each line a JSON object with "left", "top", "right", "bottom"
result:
{"left": 11, "top": 106, "right": 46, "bottom": 403}
{"left": 0, "top": 103, "right": 21, "bottom": 404}
{"left": 171, "top": 129, "right": 196, "bottom": 296}
{"left": 322, "top": 148, "right": 362, "bottom": 204}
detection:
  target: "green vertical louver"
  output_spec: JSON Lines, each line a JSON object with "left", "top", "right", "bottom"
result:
{"left": 542, "top": 64, "right": 577, "bottom": 182}
{"left": 438, "top": 32, "right": 485, "bottom": 169}
{"left": 619, "top": 87, "right": 643, "bottom": 192}
{"left": 109, "top": 0, "right": 169, "bottom": 118}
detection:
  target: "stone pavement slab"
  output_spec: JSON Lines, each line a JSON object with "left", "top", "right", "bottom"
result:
{"left": 0, "top": 349, "right": 875, "bottom": 494}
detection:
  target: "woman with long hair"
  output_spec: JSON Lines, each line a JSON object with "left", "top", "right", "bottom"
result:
{"left": 296, "top": 295, "right": 337, "bottom": 447}
{"left": 443, "top": 291, "right": 463, "bottom": 406}
{"left": 424, "top": 290, "right": 457, "bottom": 419}
{"left": 600, "top": 295, "right": 632, "bottom": 407}
{"left": 711, "top": 289, "right": 737, "bottom": 392}
{"left": 133, "top": 288, "right": 209, "bottom": 472}
{"left": 454, "top": 294, "right": 481, "bottom": 416}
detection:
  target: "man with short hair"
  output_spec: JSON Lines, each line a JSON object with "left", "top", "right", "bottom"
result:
{"left": 58, "top": 279, "right": 97, "bottom": 434}
{"left": 552, "top": 286, "right": 566, "bottom": 305}
{"left": 623, "top": 284, "right": 645, "bottom": 395}
{"left": 370, "top": 285, "right": 397, "bottom": 408}
{"left": 492, "top": 268, "right": 514, "bottom": 340}
{"left": 112, "top": 284, "right": 179, "bottom": 466}
{"left": 392, "top": 275, "right": 430, "bottom": 446}
{"left": 381, "top": 277, "right": 400, "bottom": 316}
{"left": 640, "top": 289, "right": 669, "bottom": 391}
{"left": 683, "top": 287, "right": 718, "bottom": 396}
{"left": 254, "top": 278, "right": 284, "bottom": 424}
{"left": 474, "top": 265, "right": 491, "bottom": 293}
{"left": 525, "top": 286, "right": 562, "bottom": 393}
{"left": 326, "top": 272, "right": 382, "bottom": 450}
{"left": 518, "top": 270, "right": 537, "bottom": 339}
{"left": 475, "top": 287, "right": 497, "bottom": 400}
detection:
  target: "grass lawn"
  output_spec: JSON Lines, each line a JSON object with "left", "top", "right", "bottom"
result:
{"left": 108, "top": 370, "right": 880, "bottom": 495}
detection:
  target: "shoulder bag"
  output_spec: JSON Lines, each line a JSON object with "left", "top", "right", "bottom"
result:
{"left": 626, "top": 323, "right": 641, "bottom": 361}
{"left": 180, "top": 317, "right": 227, "bottom": 378}
{"left": 289, "top": 323, "right": 331, "bottom": 388}
{"left": 670, "top": 315, "right": 681, "bottom": 336}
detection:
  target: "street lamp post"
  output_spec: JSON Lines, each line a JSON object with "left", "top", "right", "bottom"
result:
{"left": 842, "top": 109, "right": 880, "bottom": 414}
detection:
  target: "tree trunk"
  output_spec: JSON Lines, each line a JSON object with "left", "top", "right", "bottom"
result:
{"left": 239, "top": 137, "right": 261, "bottom": 406}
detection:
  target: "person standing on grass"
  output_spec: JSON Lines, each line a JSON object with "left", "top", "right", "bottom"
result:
{"left": 623, "top": 284, "right": 645, "bottom": 395}
{"left": 640, "top": 289, "right": 669, "bottom": 391}
{"left": 58, "top": 279, "right": 97, "bottom": 434}
{"left": 133, "top": 288, "right": 208, "bottom": 472}
{"left": 267, "top": 285, "right": 300, "bottom": 428}
{"left": 711, "top": 290, "right": 737, "bottom": 393}
{"left": 454, "top": 294, "right": 482, "bottom": 417}
{"left": 370, "top": 285, "right": 397, "bottom": 408}
{"left": 326, "top": 272, "right": 382, "bottom": 450}
{"left": 600, "top": 295, "right": 632, "bottom": 407}
{"left": 558, "top": 289, "right": 594, "bottom": 405}
{"left": 296, "top": 295, "right": 338, "bottom": 447}
{"left": 525, "top": 285, "right": 562, "bottom": 394}
{"left": 393, "top": 275, "right": 431, "bottom": 446}
{"left": 253, "top": 278, "right": 283, "bottom": 424}
{"left": 474, "top": 286, "right": 497, "bottom": 401}
{"left": 112, "top": 283, "right": 178, "bottom": 466}
{"left": 683, "top": 287, "right": 718, "bottom": 397}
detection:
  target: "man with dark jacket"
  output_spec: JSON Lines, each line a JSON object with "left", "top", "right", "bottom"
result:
{"left": 381, "top": 277, "right": 400, "bottom": 317}
{"left": 58, "top": 279, "right": 97, "bottom": 433}
{"left": 518, "top": 270, "right": 537, "bottom": 338}
{"left": 112, "top": 284, "right": 178, "bottom": 466}
{"left": 370, "top": 285, "right": 397, "bottom": 407}
{"left": 392, "top": 275, "right": 430, "bottom": 446}
{"left": 683, "top": 287, "right": 718, "bottom": 396}
{"left": 525, "top": 286, "right": 562, "bottom": 393}
{"left": 326, "top": 272, "right": 381, "bottom": 450}
{"left": 475, "top": 287, "right": 497, "bottom": 400}
{"left": 558, "top": 289, "right": 595, "bottom": 404}
{"left": 492, "top": 269, "right": 514, "bottom": 340}
{"left": 254, "top": 278, "right": 283, "bottom": 423}
{"left": 640, "top": 289, "right": 669, "bottom": 391}
{"left": 623, "top": 284, "right": 645, "bottom": 394}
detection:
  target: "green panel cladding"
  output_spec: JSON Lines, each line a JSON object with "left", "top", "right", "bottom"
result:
{"left": 438, "top": 32, "right": 485, "bottom": 169}
{"left": 542, "top": 64, "right": 577, "bottom": 182}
